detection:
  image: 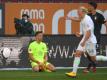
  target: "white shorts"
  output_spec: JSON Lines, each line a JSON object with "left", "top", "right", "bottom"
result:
{"left": 77, "top": 42, "right": 96, "bottom": 56}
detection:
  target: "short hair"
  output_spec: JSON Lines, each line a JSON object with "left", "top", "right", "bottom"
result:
{"left": 22, "top": 14, "right": 29, "bottom": 18}
{"left": 88, "top": 1, "right": 97, "bottom": 9}
{"left": 79, "top": 6, "right": 88, "bottom": 13}
{"left": 35, "top": 31, "right": 43, "bottom": 36}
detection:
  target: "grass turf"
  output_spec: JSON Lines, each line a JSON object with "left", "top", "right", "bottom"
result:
{"left": 0, "top": 68, "right": 107, "bottom": 80}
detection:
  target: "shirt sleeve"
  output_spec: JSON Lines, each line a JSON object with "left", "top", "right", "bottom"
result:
{"left": 28, "top": 43, "right": 33, "bottom": 54}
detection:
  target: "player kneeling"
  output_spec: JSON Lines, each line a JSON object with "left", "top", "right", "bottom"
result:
{"left": 28, "top": 31, "right": 55, "bottom": 72}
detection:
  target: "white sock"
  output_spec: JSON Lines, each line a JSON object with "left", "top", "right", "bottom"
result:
{"left": 72, "top": 57, "right": 80, "bottom": 73}
{"left": 96, "top": 55, "right": 107, "bottom": 61}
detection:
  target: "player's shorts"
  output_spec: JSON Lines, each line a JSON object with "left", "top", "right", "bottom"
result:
{"left": 77, "top": 42, "right": 96, "bottom": 56}
{"left": 31, "top": 61, "right": 50, "bottom": 68}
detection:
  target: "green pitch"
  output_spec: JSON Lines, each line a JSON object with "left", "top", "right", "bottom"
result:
{"left": 0, "top": 68, "right": 107, "bottom": 80}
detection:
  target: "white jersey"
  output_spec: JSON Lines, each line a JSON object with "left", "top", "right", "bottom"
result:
{"left": 80, "top": 15, "right": 97, "bottom": 44}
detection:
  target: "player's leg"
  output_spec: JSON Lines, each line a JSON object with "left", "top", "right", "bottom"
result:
{"left": 83, "top": 43, "right": 97, "bottom": 73}
{"left": 89, "top": 43, "right": 97, "bottom": 72}
{"left": 83, "top": 52, "right": 92, "bottom": 73}
{"left": 46, "top": 62, "right": 55, "bottom": 72}
{"left": 90, "top": 56, "right": 97, "bottom": 72}
{"left": 32, "top": 66, "right": 40, "bottom": 72}
{"left": 66, "top": 44, "right": 84, "bottom": 77}
{"left": 84, "top": 56, "right": 96, "bottom": 73}
{"left": 96, "top": 35, "right": 101, "bottom": 55}
{"left": 73, "top": 51, "right": 82, "bottom": 72}
{"left": 31, "top": 62, "right": 39, "bottom": 72}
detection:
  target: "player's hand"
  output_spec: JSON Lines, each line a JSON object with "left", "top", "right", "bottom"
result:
{"left": 37, "top": 61, "right": 43, "bottom": 66}
{"left": 75, "top": 32, "right": 81, "bottom": 37}
{"left": 66, "top": 16, "right": 75, "bottom": 20}
{"left": 39, "top": 62, "right": 44, "bottom": 66}
{"left": 39, "top": 62, "right": 46, "bottom": 70}
{"left": 80, "top": 42, "right": 85, "bottom": 47}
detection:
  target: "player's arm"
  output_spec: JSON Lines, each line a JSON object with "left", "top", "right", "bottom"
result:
{"left": 100, "top": 14, "right": 107, "bottom": 34}
{"left": 75, "top": 24, "right": 83, "bottom": 37}
{"left": 28, "top": 44, "right": 40, "bottom": 65}
{"left": 67, "top": 16, "right": 81, "bottom": 22}
{"left": 75, "top": 32, "right": 83, "bottom": 37}
{"left": 43, "top": 43, "right": 48, "bottom": 64}
{"left": 81, "top": 30, "right": 91, "bottom": 47}
{"left": 29, "top": 53, "right": 40, "bottom": 64}
{"left": 44, "top": 54, "right": 48, "bottom": 64}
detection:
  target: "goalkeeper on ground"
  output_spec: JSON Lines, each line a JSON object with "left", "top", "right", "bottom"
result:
{"left": 28, "top": 31, "right": 55, "bottom": 72}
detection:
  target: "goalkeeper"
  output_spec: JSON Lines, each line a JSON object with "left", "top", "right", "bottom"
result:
{"left": 28, "top": 31, "right": 55, "bottom": 72}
